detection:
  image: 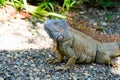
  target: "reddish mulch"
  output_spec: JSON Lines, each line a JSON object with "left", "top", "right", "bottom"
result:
{"left": 66, "top": 11, "right": 120, "bottom": 43}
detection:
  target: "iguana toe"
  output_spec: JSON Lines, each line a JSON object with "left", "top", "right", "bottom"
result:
{"left": 111, "top": 57, "right": 120, "bottom": 67}
{"left": 48, "top": 59, "right": 61, "bottom": 64}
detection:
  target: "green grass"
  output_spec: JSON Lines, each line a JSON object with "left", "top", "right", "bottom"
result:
{"left": 0, "top": 0, "right": 66, "bottom": 19}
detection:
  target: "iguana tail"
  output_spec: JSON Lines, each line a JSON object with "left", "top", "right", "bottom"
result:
{"left": 97, "top": 42, "right": 120, "bottom": 57}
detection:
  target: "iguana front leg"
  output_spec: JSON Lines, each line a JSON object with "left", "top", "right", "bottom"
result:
{"left": 49, "top": 50, "right": 64, "bottom": 64}
{"left": 56, "top": 57, "right": 76, "bottom": 70}
{"left": 49, "top": 42, "right": 64, "bottom": 63}
{"left": 57, "top": 41, "right": 77, "bottom": 70}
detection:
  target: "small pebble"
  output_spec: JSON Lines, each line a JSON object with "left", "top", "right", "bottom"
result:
{"left": 0, "top": 77, "right": 4, "bottom": 80}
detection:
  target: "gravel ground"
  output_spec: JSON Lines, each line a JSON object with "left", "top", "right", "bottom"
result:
{"left": 79, "top": 5, "right": 120, "bottom": 35}
{"left": 0, "top": 8, "right": 120, "bottom": 79}
{"left": 0, "top": 49, "right": 120, "bottom": 80}
{"left": 67, "top": 5, "right": 120, "bottom": 43}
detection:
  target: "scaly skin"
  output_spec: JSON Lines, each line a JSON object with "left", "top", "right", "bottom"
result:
{"left": 44, "top": 19, "right": 120, "bottom": 70}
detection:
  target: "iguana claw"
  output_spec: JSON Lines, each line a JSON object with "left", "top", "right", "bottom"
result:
{"left": 56, "top": 65, "right": 72, "bottom": 70}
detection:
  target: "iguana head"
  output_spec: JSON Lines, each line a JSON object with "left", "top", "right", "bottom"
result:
{"left": 44, "top": 19, "right": 71, "bottom": 42}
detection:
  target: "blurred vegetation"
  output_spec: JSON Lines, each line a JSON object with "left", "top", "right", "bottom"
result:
{"left": 89, "top": 0, "right": 113, "bottom": 9}
{"left": 0, "top": 0, "right": 119, "bottom": 20}
{"left": 0, "top": 0, "right": 6, "bottom": 7}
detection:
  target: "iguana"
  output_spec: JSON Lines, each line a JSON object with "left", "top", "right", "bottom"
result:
{"left": 44, "top": 19, "right": 120, "bottom": 70}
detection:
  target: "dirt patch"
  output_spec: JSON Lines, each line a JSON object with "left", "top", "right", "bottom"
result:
{"left": 0, "top": 18, "right": 53, "bottom": 50}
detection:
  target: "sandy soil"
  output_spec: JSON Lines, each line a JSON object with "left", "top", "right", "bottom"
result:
{"left": 0, "top": 18, "right": 53, "bottom": 50}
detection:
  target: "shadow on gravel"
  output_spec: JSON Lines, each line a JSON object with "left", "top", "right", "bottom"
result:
{"left": 0, "top": 48, "right": 120, "bottom": 80}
